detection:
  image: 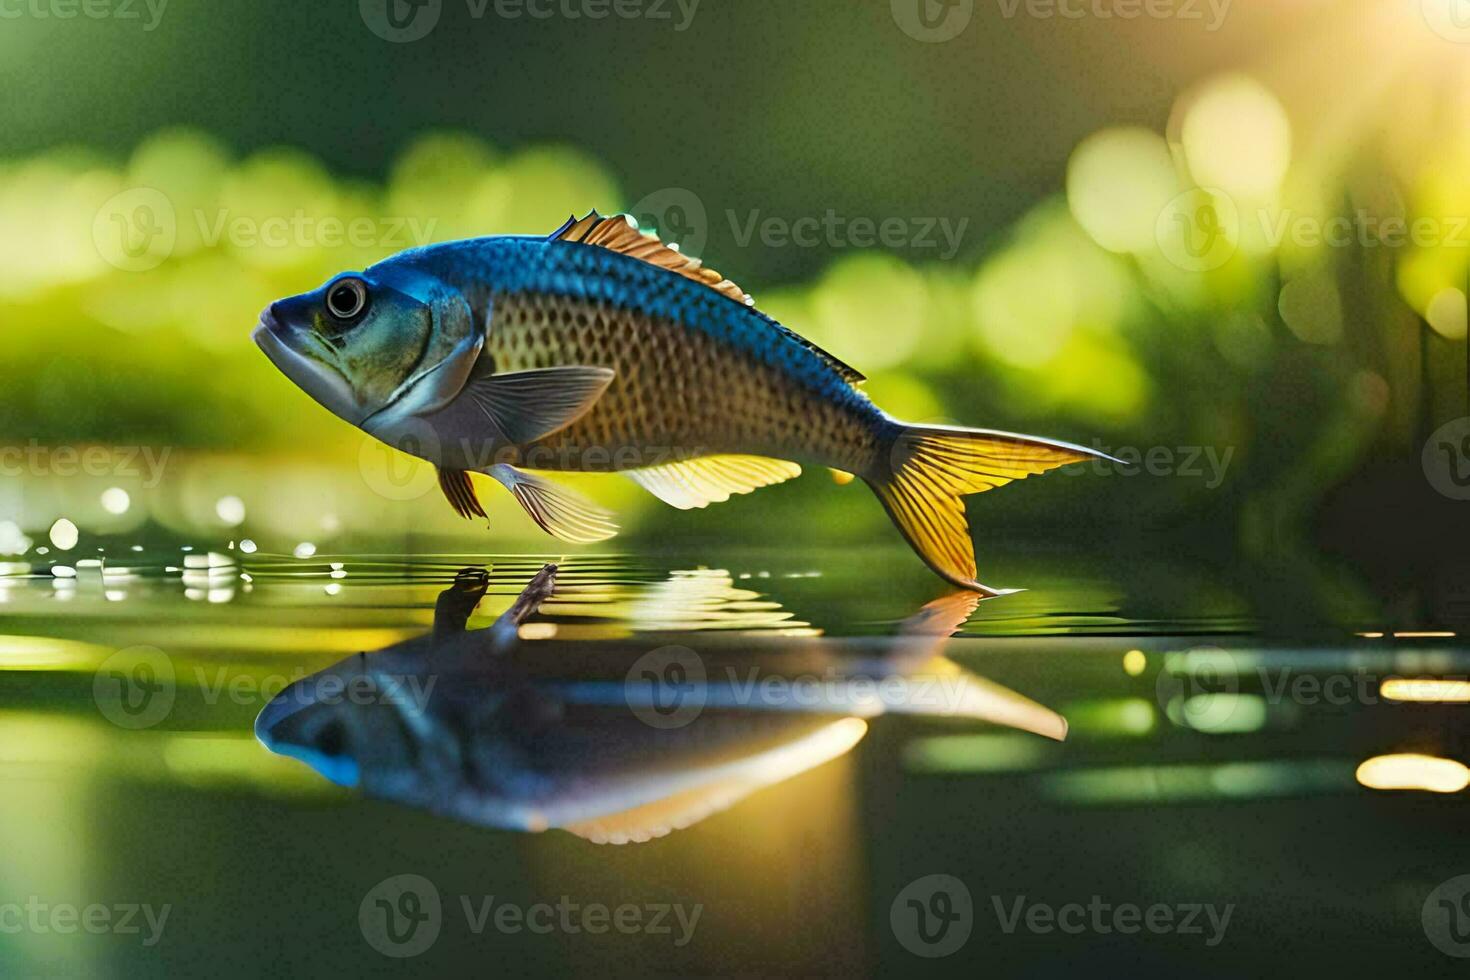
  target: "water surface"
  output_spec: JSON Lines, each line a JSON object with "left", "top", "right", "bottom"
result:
{"left": 1, "top": 548, "right": 1467, "bottom": 976}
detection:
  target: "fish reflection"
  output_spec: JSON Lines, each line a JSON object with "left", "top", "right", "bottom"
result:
{"left": 256, "top": 565, "right": 1064, "bottom": 843}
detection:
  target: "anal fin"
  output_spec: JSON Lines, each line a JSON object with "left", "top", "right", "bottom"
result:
{"left": 626, "top": 454, "right": 801, "bottom": 510}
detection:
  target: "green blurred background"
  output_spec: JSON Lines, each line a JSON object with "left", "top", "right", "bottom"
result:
{"left": 1, "top": 0, "right": 1467, "bottom": 621}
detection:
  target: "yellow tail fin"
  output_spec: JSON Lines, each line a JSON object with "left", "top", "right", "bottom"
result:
{"left": 868, "top": 425, "right": 1110, "bottom": 594}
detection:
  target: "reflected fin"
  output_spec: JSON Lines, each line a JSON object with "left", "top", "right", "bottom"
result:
{"left": 563, "top": 718, "right": 868, "bottom": 844}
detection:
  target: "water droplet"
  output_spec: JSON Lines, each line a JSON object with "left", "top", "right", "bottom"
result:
{"left": 48, "top": 519, "right": 78, "bottom": 551}
{"left": 100, "top": 487, "right": 131, "bottom": 515}
{"left": 215, "top": 495, "right": 246, "bottom": 526}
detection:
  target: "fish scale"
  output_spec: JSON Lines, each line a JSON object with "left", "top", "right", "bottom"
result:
{"left": 475, "top": 261, "right": 887, "bottom": 475}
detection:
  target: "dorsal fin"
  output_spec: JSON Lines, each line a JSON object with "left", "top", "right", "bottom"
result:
{"left": 549, "top": 210, "right": 867, "bottom": 386}
{"left": 551, "top": 210, "right": 751, "bottom": 305}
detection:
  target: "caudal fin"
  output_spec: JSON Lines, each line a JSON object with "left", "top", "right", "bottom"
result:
{"left": 866, "top": 424, "right": 1113, "bottom": 594}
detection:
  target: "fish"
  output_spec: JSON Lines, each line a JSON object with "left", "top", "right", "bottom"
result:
{"left": 253, "top": 211, "right": 1117, "bottom": 593}
{"left": 254, "top": 563, "right": 1066, "bottom": 843}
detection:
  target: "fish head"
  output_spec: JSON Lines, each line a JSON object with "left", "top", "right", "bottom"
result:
{"left": 253, "top": 260, "right": 480, "bottom": 428}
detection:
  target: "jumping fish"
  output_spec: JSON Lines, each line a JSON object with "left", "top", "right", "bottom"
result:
{"left": 254, "top": 212, "right": 1115, "bottom": 592}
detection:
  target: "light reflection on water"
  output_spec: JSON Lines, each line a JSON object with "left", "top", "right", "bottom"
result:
{"left": 0, "top": 546, "right": 1262, "bottom": 638}
{"left": 1, "top": 551, "right": 1468, "bottom": 975}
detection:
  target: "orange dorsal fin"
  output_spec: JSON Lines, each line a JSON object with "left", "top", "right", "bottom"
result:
{"left": 550, "top": 210, "right": 750, "bottom": 305}
{"left": 550, "top": 211, "right": 867, "bottom": 386}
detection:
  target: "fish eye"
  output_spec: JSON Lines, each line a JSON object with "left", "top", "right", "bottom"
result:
{"left": 325, "top": 277, "right": 369, "bottom": 323}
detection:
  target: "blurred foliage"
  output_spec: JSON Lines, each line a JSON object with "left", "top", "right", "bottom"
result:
{"left": 0, "top": 71, "right": 1464, "bottom": 583}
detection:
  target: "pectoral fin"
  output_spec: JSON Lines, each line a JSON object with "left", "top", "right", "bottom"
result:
{"left": 486, "top": 464, "right": 618, "bottom": 543}
{"left": 461, "top": 365, "right": 615, "bottom": 444}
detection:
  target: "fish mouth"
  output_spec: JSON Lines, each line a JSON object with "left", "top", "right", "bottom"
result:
{"left": 253, "top": 311, "right": 369, "bottom": 426}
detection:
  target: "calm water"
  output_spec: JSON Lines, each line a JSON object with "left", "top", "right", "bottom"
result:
{"left": 2, "top": 546, "right": 1469, "bottom": 977}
